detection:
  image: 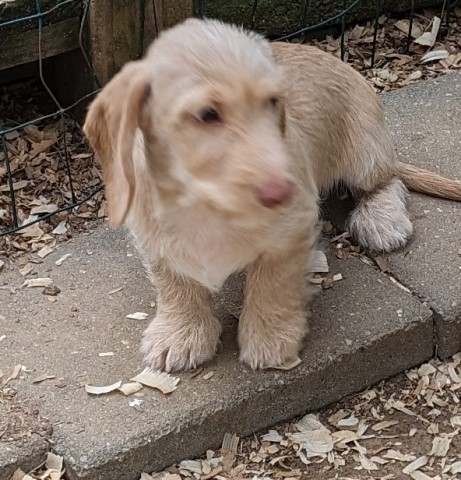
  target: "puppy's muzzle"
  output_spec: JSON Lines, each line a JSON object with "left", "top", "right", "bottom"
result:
{"left": 256, "top": 177, "right": 294, "bottom": 208}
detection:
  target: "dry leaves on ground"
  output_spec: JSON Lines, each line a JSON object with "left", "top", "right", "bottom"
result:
{"left": 311, "top": 7, "right": 461, "bottom": 92}
{"left": 0, "top": 88, "right": 105, "bottom": 259}
{"left": 11, "top": 452, "right": 65, "bottom": 480}
{"left": 146, "top": 354, "right": 461, "bottom": 480}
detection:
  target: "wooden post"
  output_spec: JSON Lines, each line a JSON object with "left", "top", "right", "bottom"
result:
{"left": 152, "top": 0, "right": 194, "bottom": 33}
{"left": 87, "top": 0, "right": 194, "bottom": 86}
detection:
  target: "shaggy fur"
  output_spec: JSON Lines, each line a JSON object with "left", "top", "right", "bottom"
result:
{"left": 83, "top": 18, "right": 461, "bottom": 372}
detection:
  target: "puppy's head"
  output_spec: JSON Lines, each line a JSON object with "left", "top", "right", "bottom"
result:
{"left": 84, "top": 19, "right": 293, "bottom": 227}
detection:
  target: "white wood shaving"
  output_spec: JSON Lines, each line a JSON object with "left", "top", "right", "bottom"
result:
{"left": 131, "top": 367, "right": 179, "bottom": 394}
{"left": 126, "top": 312, "right": 149, "bottom": 320}
{"left": 450, "top": 415, "right": 461, "bottom": 427}
{"left": 22, "top": 277, "right": 53, "bottom": 288}
{"left": 108, "top": 287, "right": 123, "bottom": 295}
{"left": 55, "top": 254, "right": 71, "bottom": 266}
{"left": 403, "top": 456, "right": 428, "bottom": 474}
{"left": 37, "top": 245, "right": 54, "bottom": 258}
{"left": 118, "top": 382, "right": 143, "bottom": 396}
{"left": 221, "top": 433, "right": 239, "bottom": 454}
{"left": 261, "top": 430, "right": 283, "bottom": 443}
{"left": 270, "top": 356, "right": 302, "bottom": 371}
{"left": 45, "top": 452, "right": 63, "bottom": 471}
{"left": 337, "top": 415, "right": 358, "bottom": 430}
{"left": 309, "top": 250, "right": 329, "bottom": 273}
{"left": 359, "top": 454, "right": 379, "bottom": 471}
{"left": 288, "top": 429, "right": 334, "bottom": 458}
{"left": 372, "top": 420, "right": 399, "bottom": 432}
{"left": 52, "top": 220, "right": 68, "bottom": 235}
{"left": 418, "top": 363, "right": 436, "bottom": 377}
{"left": 179, "top": 460, "right": 203, "bottom": 474}
{"left": 388, "top": 275, "right": 411, "bottom": 293}
{"left": 85, "top": 380, "right": 122, "bottom": 395}
{"left": 429, "top": 435, "right": 452, "bottom": 457}
{"left": 450, "top": 461, "right": 461, "bottom": 474}
{"left": 409, "top": 471, "right": 434, "bottom": 480}
{"left": 384, "top": 449, "right": 416, "bottom": 462}
{"left": 448, "top": 365, "right": 460, "bottom": 383}
{"left": 370, "top": 455, "right": 388, "bottom": 465}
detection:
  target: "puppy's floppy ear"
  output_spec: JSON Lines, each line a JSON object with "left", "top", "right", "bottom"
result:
{"left": 83, "top": 61, "right": 152, "bottom": 228}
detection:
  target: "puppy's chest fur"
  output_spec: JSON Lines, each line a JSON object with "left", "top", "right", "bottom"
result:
{"left": 132, "top": 209, "right": 287, "bottom": 291}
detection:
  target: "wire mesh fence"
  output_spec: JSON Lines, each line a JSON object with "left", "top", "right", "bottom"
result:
{"left": 0, "top": 0, "right": 455, "bottom": 238}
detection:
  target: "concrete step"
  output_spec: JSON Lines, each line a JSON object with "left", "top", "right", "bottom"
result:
{"left": 1, "top": 228, "right": 432, "bottom": 480}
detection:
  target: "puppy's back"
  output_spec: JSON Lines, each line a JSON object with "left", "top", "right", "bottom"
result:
{"left": 271, "top": 42, "right": 394, "bottom": 190}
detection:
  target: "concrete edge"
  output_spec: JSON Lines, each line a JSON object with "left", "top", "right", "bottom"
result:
{"left": 66, "top": 314, "right": 433, "bottom": 480}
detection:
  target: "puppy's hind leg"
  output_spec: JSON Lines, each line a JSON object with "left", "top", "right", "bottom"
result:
{"left": 346, "top": 177, "right": 414, "bottom": 252}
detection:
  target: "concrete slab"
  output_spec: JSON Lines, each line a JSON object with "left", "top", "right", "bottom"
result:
{"left": 0, "top": 390, "right": 51, "bottom": 480}
{"left": 381, "top": 71, "right": 461, "bottom": 358}
{"left": 0, "top": 227, "right": 432, "bottom": 480}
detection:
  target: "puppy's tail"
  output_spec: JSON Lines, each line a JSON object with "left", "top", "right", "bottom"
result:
{"left": 397, "top": 161, "right": 461, "bottom": 202}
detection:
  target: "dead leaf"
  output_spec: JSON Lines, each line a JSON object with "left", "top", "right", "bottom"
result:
{"left": 0, "top": 180, "right": 28, "bottom": 192}
{"left": 395, "top": 19, "right": 423, "bottom": 38}
{"left": 374, "top": 256, "right": 391, "bottom": 272}
{"left": 30, "top": 204, "right": 58, "bottom": 215}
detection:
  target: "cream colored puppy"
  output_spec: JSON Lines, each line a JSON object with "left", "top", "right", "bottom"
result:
{"left": 84, "top": 18, "right": 461, "bottom": 372}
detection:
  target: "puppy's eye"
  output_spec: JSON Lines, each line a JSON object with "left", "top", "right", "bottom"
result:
{"left": 268, "top": 97, "right": 279, "bottom": 108}
{"left": 197, "top": 107, "right": 221, "bottom": 124}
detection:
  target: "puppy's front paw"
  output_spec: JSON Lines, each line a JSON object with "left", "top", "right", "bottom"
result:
{"left": 238, "top": 316, "right": 306, "bottom": 370}
{"left": 141, "top": 313, "right": 221, "bottom": 372}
